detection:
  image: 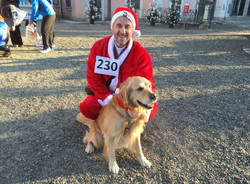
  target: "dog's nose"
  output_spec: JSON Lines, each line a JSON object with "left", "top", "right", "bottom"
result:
{"left": 150, "top": 93, "right": 156, "bottom": 101}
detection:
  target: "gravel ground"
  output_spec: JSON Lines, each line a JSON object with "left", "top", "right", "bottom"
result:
{"left": 0, "top": 18, "right": 250, "bottom": 184}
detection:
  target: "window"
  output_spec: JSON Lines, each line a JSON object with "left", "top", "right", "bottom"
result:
{"left": 66, "top": 0, "right": 71, "bottom": 7}
{"left": 134, "top": 0, "right": 140, "bottom": 9}
{"left": 127, "top": 0, "right": 140, "bottom": 9}
{"left": 96, "top": 0, "right": 102, "bottom": 8}
{"left": 156, "top": 0, "right": 163, "bottom": 8}
{"left": 53, "top": 0, "right": 59, "bottom": 5}
{"left": 19, "top": 0, "right": 30, "bottom": 6}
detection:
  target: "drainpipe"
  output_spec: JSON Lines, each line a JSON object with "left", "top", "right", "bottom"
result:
{"left": 101, "top": 0, "right": 104, "bottom": 21}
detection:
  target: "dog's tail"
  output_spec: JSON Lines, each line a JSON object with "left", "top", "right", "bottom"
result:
{"left": 76, "top": 113, "right": 93, "bottom": 128}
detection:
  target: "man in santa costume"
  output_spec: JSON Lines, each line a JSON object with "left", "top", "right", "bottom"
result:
{"left": 76, "top": 7, "right": 158, "bottom": 125}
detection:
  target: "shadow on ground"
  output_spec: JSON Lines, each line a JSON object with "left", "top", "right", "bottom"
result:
{"left": 0, "top": 20, "right": 249, "bottom": 183}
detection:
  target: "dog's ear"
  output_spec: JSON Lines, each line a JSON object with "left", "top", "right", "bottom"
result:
{"left": 118, "top": 77, "right": 131, "bottom": 106}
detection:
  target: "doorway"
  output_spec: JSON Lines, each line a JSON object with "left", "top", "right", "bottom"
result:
{"left": 232, "top": 0, "right": 250, "bottom": 15}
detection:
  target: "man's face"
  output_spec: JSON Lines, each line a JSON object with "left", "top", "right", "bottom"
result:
{"left": 112, "top": 16, "right": 133, "bottom": 48}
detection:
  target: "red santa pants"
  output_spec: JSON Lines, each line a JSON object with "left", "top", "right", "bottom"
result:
{"left": 79, "top": 95, "right": 102, "bottom": 120}
{"left": 79, "top": 95, "right": 158, "bottom": 120}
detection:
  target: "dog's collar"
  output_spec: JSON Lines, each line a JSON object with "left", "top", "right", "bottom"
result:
{"left": 115, "top": 95, "right": 132, "bottom": 110}
{"left": 115, "top": 95, "right": 139, "bottom": 120}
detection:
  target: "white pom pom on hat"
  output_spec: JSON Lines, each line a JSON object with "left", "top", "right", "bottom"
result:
{"left": 111, "top": 7, "right": 141, "bottom": 37}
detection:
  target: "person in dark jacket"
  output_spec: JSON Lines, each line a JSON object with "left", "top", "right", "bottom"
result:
{"left": 1, "top": 0, "right": 24, "bottom": 47}
{"left": 25, "top": 0, "right": 56, "bottom": 53}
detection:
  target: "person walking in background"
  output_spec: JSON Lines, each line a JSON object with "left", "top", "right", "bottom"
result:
{"left": 25, "top": 0, "right": 56, "bottom": 53}
{"left": 1, "top": 0, "right": 24, "bottom": 47}
{"left": 34, "top": 0, "right": 55, "bottom": 48}
{"left": 0, "top": 14, "right": 11, "bottom": 57}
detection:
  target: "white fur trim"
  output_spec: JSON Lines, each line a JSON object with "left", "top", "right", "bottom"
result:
{"left": 111, "top": 10, "right": 136, "bottom": 31}
{"left": 108, "top": 36, "right": 115, "bottom": 59}
{"left": 108, "top": 35, "right": 133, "bottom": 61}
{"left": 108, "top": 36, "right": 133, "bottom": 92}
{"left": 133, "top": 30, "right": 141, "bottom": 37}
{"left": 98, "top": 94, "right": 113, "bottom": 106}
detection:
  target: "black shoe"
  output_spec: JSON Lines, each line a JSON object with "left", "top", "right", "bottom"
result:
{"left": 18, "top": 45, "right": 24, "bottom": 47}
{"left": 3, "top": 51, "right": 11, "bottom": 57}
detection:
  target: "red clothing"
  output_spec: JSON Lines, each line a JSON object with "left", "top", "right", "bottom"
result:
{"left": 80, "top": 35, "right": 158, "bottom": 120}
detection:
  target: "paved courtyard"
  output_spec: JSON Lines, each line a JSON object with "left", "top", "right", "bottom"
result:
{"left": 0, "top": 18, "right": 250, "bottom": 183}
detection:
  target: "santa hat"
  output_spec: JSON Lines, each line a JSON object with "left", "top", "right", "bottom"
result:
{"left": 111, "top": 7, "right": 141, "bottom": 37}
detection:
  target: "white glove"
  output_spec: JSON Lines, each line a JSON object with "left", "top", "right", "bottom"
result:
{"left": 98, "top": 95, "right": 113, "bottom": 106}
{"left": 115, "top": 88, "right": 120, "bottom": 94}
{"left": 97, "top": 88, "right": 120, "bottom": 106}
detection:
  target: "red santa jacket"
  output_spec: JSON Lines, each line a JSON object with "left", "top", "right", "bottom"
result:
{"left": 86, "top": 35, "right": 158, "bottom": 119}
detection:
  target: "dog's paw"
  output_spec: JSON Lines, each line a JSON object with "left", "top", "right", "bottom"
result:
{"left": 109, "top": 161, "right": 120, "bottom": 174}
{"left": 139, "top": 156, "right": 152, "bottom": 168}
{"left": 83, "top": 136, "right": 87, "bottom": 144}
{"left": 85, "top": 143, "right": 94, "bottom": 153}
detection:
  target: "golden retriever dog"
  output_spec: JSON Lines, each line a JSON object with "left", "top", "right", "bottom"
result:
{"left": 80, "top": 76, "right": 157, "bottom": 174}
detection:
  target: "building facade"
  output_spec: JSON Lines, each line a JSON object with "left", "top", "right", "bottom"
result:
{"left": 56, "top": 0, "right": 249, "bottom": 21}
{"left": 2, "top": 0, "right": 248, "bottom": 21}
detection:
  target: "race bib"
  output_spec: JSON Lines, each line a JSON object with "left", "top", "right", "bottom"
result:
{"left": 94, "top": 56, "right": 120, "bottom": 76}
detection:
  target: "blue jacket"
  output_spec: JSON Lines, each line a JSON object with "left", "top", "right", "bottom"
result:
{"left": 0, "top": 21, "right": 8, "bottom": 46}
{"left": 30, "top": 0, "right": 55, "bottom": 21}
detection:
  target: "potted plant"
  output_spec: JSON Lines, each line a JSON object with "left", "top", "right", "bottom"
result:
{"left": 86, "top": 0, "right": 101, "bottom": 24}
{"left": 145, "top": 1, "right": 161, "bottom": 26}
{"left": 166, "top": 0, "right": 181, "bottom": 28}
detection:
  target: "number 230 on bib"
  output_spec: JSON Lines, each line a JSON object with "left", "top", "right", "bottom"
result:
{"left": 94, "top": 56, "right": 120, "bottom": 76}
